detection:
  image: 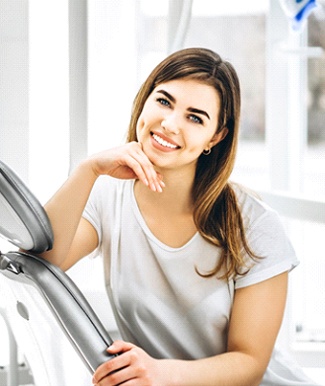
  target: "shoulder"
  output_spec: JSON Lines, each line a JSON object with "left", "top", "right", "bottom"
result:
{"left": 230, "top": 183, "right": 299, "bottom": 288}
{"left": 230, "top": 182, "right": 279, "bottom": 231}
{"left": 92, "top": 175, "right": 126, "bottom": 192}
{"left": 84, "top": 177, "right": 132, "bottom": 222}
{"left": 83, "top": 178, "right": 133, "bottom": 255}
{"left": 90, "top": 176, "right": 130, "bottom": 202}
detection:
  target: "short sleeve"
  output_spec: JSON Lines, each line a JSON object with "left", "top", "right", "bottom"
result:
{"left": 234, "top": 204, "right": 299, "bottom": 289}
{"left": 82, "top": 176, "right": 123, "bottom": 260}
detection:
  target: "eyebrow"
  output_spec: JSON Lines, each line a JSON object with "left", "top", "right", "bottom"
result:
{"left": 156, "top": 89, "right": 211, "bottom": 120}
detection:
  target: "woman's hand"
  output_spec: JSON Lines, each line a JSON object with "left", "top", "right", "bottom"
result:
{"left": 89, "top": 142, "right": 165, "bottom": 192}
{"left": 92, "top": 340, "right": 168, "bottom": 386}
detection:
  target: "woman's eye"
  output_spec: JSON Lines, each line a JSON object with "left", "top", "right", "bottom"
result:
{"left": 189, "top": 114, "right": 203, "bottom": 124}
{"left": 157, "top": 98, "right": 170, "bottom": 107}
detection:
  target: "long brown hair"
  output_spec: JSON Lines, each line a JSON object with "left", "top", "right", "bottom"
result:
{"left": 127, "top": 47, "right": 258, "bottom": 279}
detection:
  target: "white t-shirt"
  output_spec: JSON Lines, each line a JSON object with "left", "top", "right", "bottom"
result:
{"left": 83, "top": 177, "right": 319, "bottom": 386}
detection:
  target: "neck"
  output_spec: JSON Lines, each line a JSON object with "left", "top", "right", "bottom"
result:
{"left": 135, "top": 169, "right": 195, "bottom": 214}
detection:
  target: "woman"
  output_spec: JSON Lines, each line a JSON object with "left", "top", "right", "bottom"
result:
{"left": 41, "top": 48, "right": 318, "bottom": 385}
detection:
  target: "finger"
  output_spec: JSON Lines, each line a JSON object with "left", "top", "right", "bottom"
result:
{"left": 127, "top": 144, "right": 164, "bottom": 192}
{"left": 136, "top": 144, "right": 165, "bottom": 192}
{"left": 107, "top": 340, "right": 135, "bottom": 354}
{"left": 156, "top": 172, "right": 166, "bottom": 188}
{"left": 93, "top": 341, "right": 135, "bottom": 384}
{"left": 121, "top": 153, "right": 152, "bottom": 188}
{"left": 135, "top": 144, "right": 166, "bottom": 192}
{"left": 92, "top": 354, "right": 133, "bottom": 384}
{"left": 92, "top": 357, "right": 123, "bottom": 384}
{"left": 132, "top": 144, "right": 159, "bottom": 187}
{"left": 126, "top": 143, "right": 154, "bottom": 183}
{"left": 98, "top": 364, "right": 136, "bottom": 386}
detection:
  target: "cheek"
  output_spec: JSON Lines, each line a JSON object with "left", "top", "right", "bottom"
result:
{"left": 135, "top": 114, "right": 145, "bottom": 140}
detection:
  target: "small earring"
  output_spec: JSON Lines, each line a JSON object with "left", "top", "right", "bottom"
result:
{"left": 202, "top": 148, "right": 211, "bottom": 155}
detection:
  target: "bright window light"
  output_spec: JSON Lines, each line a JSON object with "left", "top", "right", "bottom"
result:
{"left": 140, "top": 0, "right": 269, "bottom": 16}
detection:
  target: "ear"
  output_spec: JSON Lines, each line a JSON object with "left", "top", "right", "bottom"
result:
{"left": 209, "top": 127, "right": 228, "bottom": 148}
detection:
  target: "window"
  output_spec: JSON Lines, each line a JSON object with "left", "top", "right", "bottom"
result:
{"left": 306, "top": 9, "right": 325, "bottom": 198}
{"left": 290, "top": 3, "right": 325, "bottom": 352}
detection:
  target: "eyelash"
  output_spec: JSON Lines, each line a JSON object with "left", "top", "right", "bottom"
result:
{"left": 189, "top": 114, "right": 203, "bottom": 124}
{"left": 156, "top": 97, "right": 170, "bottom": 107}
{"left": 156, "top": 97, "right": 204, "bottom": 125}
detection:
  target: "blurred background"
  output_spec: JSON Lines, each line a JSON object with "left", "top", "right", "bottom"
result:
{"left": 0, "top": 0, "right": 324, "bottom": 384}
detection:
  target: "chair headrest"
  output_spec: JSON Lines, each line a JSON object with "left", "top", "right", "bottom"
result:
{"left": 0, "top": 160, "right": 53, "bottom": 253}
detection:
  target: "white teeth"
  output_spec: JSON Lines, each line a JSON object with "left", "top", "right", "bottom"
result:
{"left": 152, "top": 134, "right": 178, "bottom": 149}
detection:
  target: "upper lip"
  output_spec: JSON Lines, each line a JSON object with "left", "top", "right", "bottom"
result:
{"left": 151, "top": 131, "right": 181, "bottom": 148}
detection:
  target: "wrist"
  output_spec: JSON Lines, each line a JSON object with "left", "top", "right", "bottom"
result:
{"left": 76, "top": 157, "right": 100, "bottom": 180}
{"left": 158, "top": 359, "right": 184, "bottom": 386}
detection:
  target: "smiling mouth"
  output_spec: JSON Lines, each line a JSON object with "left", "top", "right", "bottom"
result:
{"left": 151, "top": 133, "right": 180, "bottom": 149}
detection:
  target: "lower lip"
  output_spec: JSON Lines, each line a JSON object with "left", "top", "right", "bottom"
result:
{"left": 150, "top": 134, "right": 179, "bottom": 152}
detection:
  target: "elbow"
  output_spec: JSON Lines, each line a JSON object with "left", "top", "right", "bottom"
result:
{"left": 248, "top": 357, "right": 269, "bottom": 386}
{"left": 233, "top": 353, "right": 269, "bottom": 386}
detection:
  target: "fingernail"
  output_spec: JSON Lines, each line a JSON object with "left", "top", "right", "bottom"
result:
{"left": 107, "top": 343, "right": 115, "bottom": 351}
{"left": 150, "top": 183, "right": 156, "bottom": 192}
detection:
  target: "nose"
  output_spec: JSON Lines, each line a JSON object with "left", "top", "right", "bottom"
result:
{"left": 161, "top": 112, "right": 180, "bottom": 135}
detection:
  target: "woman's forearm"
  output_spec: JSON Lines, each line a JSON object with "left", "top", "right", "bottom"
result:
{"left": 161, "top": 352, "right": 264, "bottom": 386}
{"left": 38, "top": 143, "right": 165, "bottom": 268}
{"left": 96, "top": 341, "right": 266, "bottom": 386}
{"left": 39, "top": 159, "right": 98, "bottom": 267}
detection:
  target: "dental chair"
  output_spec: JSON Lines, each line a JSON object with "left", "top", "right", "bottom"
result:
{"left": 0, "top": 160, "right": 115, "bottom": 386}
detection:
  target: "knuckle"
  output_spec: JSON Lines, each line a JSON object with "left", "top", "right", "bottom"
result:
{"left": 108, "top": 371, "right": 119, "bottom": 384}
{"left": 129, "top": 350, "right": 139, "bottom": 363}
{"left": 137, "top": 364, "right": 147, "bottom": 376}
{"left": 103, "top": 359, "right": 114, "bottom": 373}
{"left": 131, "top": 141, "right": 141, "bottom": 151}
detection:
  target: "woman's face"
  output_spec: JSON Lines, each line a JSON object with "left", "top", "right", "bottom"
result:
{"left": 136, "top": 78, "right": 227, "bottom": 174}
